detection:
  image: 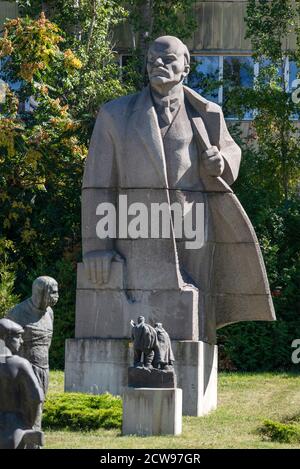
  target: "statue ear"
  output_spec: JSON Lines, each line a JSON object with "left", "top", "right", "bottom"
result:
{"left": 181, "top": 65, "right": 190, "bottom": 83}
{"left": 183, "top": 64, "right": 190, "bottom": 77}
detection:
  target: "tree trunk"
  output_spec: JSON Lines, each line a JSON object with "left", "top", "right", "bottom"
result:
{"left": 87, "top": 0, "right": 97, "bottom": 53}
{"left": 138, "top": 0, "right": 153, "bottom": 84}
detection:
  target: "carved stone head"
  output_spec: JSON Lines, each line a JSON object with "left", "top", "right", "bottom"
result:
{"left": 0, "top": 318, "right": 24, "bottom": 354}
{"left": 31, "top": 276, "right": 59, "bottom": 311}
{"left": 147, "top": 36, "right": 190, "bottom": 92}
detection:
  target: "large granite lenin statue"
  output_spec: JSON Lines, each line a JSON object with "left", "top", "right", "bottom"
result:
{"left": 78, "top": 35, "right": 275, "bottom": 344}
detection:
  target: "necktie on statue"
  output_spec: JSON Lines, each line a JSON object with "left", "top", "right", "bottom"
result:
{"left": 159, "top": 97, "right": 179, "bottom": 125}
{"left": 160, "top": 99, "right": 173, "bottom": 125}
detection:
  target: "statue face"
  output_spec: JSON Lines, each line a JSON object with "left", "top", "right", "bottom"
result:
{"left": 7, "top": 333, "right": 23, "bottom": 354}
{"left": 32, "top": 277, "right": 59, "bottom": 310}
{"left": 48, "top": 283, "right": 59, "bottom": 307}
{"left": 147, "top": 37, "right": 189, "bottom": 90}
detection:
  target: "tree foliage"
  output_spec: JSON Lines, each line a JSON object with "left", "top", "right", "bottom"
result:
{"left": 0, "top": 13, "right": 84, "bottom": 261}
{"left": 246, "top": 0, "right": 295, "bottom": 62}
{"left": 12, "top": 1, "right": 131, "bottom": 125}
{"left": 127, "top": 0, "right": 197, "bottom": 42}
{"left": 123, "top": 0, "right": 197, "bottom": 86}
{"left": 0, "top": 9, "right": 128, "bottom": 366}
{"left": 0, "top": 257, "right": 20, "bottom": 318}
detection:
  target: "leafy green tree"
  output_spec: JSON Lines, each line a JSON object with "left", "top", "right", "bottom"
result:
{"left": 126, "top": 0, "right": 197, "bottom": 49}
{"left": 1, "top": 4, "right": 130, "bottom": 366}
{"left": 123, "top": 0, "right": 197, "bottom": 85}
{"left": 0, "top": 259, "right": 20, "bottom": 318}
{"left": 0, "top": 14, "right": 85, "bottom": 364}
{"left": 0, "top": 13, "right": 84, "bottom": 265}
{"left": 12, "top": 1, "right": 131, "bottom": 126}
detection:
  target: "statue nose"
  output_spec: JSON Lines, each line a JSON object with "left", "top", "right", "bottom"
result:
{"left": 154, "top": 57, "right": 164, "bottom": 66}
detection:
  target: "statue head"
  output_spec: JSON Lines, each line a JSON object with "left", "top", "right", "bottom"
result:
{"left": 0, "top": 318, "right": 24, "bottom": 354}
{"left": 31, "top": 276, "right": 59, "bottom": 311}
{"left": 147, "top": 36, "right": 190, "bottom": 93}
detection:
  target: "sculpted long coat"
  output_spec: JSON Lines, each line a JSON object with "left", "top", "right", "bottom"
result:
{"left": 82, "top": 85, "right": 275, "bottom": 343}
{"left": 0, "top": 354, "right": 44, "bottom": 449}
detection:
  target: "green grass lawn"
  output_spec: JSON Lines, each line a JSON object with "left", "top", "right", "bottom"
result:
{"left": 45, "top": 371, "right": 300, "bottom": 449}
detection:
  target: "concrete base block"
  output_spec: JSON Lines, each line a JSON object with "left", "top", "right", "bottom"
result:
{"left": 64, "top": 338, "right": 132, "bottom": 395}
{"left": 65, "top": 338, "right": 217, "bottom": 416}
{"left": 172, "top": 341, "right": 218, "bottom": 416}
{"left": 75, "top": 286, "right": 199, "bottom": 341}
{"left": 122, "top": 388, "right": 182, "bottom": 436}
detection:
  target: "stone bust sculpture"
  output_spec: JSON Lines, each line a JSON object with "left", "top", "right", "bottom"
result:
{"left": 81, "top": 35, "right": 275, "bottom": 344}
{"left": 7, "top": 276, "right": 58, "bottom": 395}
{"left": 0, "top": 318, "right": 44, "bottom": 449}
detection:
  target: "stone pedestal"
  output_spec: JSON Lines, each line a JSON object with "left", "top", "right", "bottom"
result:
{"left": 173, "top": 341, "right": 218, "bottom": 416}
{"left": 122, "top": 388, "right": 182, "bottom": 436}
{"left": 75, "top": 262, "right": 199, "bottom": 341}
{"left": 65, "top": 338, "right": 217, "bottom": 416}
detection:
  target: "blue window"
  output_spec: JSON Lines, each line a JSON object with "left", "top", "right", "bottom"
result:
{"left": 188, "top": 56, "right": 220, "bottom": 104}
{"left": 289, "top": 60, "right": 299, "bottom": 91}
{"left": 223, "top": 56, "right": 254, "bottom": 119}
{"left": 188, "top": 55, "right": 255, "bottom": 119}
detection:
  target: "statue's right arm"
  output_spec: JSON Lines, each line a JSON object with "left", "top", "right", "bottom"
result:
{"left": 82, "top": 106, "right": 120, "bottom": 284}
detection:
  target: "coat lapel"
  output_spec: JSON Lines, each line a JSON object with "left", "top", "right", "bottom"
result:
{"left": 184, "top": 86, "right": 232, "bottom": 193}
{"left": 130, "top": 86, "right": 168, "bottom": 187}
{"left": 183, "top": 85, "right": 221, "bottom": 147}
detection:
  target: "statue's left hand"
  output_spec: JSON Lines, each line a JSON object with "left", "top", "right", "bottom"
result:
{"left": 202, "top": 146, "right": 225, "bottom": 177}
{"left": 83, "top": 250, "right": 119, "bottom": 284}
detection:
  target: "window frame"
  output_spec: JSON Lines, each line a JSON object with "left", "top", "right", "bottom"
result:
{"left": 189, "top": 54, "right": 295, "bottom": 121}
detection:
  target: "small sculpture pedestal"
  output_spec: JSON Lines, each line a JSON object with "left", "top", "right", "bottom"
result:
{"left": 122, "top": 387, "right": 182, "bottom": 436}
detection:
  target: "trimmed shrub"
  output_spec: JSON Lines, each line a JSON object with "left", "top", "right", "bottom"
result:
{"left": 260, "top": 418, "right": 300, "bottom": 444}
{"left": 43, "top": 392, "right": 122, "bottom": 431}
